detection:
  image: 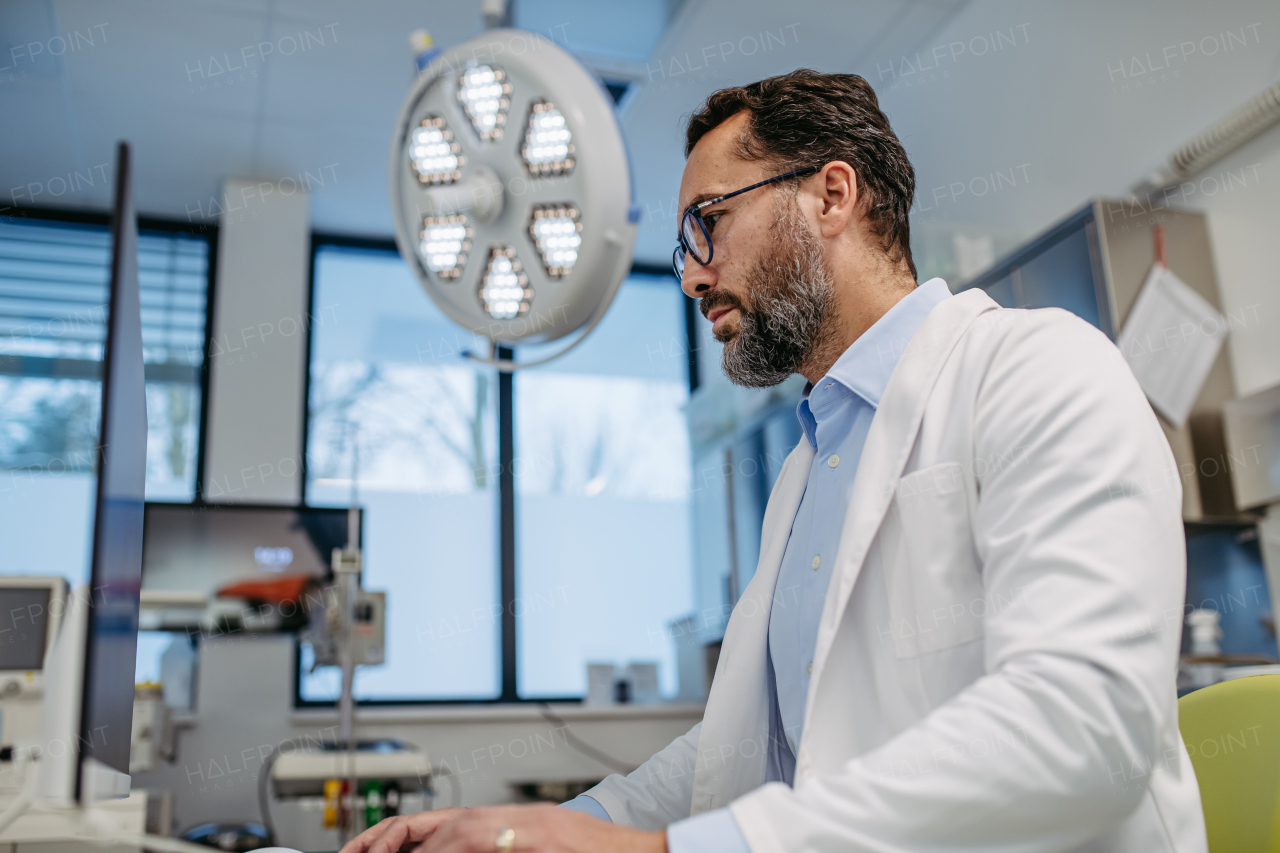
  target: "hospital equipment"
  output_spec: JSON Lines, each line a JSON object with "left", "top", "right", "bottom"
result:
{"left": 267, "top": 740, "right": 432, "bottom": 844}
{"left": 139, "top": 503, "right": 358, "bottom": 634}
{"left": 0, "top": 577, "right": 71, "bottom": 806}
{"left": 389, "top": 29, "right": 637, "bottom": 366}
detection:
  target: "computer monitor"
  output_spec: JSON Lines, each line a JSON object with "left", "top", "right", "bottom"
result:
{"left": 141, "top": 503, "right": 357, "bottom": 609}
{"left": 955, "top": 202, "right": 1116, "bottom": 340}
{"left": 0, "top": 577, "right": 68, "bottom": 675}
{"left": 54, "top": 141, "right": 147, "bottom": 802}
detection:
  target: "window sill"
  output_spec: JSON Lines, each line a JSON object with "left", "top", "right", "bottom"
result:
{"left": 288, "top": 701, "right": 705, "bottom": 726}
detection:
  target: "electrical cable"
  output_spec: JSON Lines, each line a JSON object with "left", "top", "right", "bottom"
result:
{"left": 536, "top": 703, "right": 634, "bottom": 775}
{"left": 257, "top": 745, "right": 282, "bottom": 843}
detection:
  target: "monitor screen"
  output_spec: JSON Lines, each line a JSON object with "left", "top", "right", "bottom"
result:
{"left": 142, "top": 504, "right": 356, "bottom": 598}
{"left": 0, "top": 588, "right": 52, "bottom": 671}
{"left": 79, "top": 142, "right": 147, "bottom": 787}
{"left": 957, "top": 203, "right": 1114, "bottom": 340}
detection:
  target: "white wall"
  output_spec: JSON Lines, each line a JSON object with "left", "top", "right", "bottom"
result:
{"left": 877, "top": 0, "right": 1280, "bottom": 389}
{"left": 879, "top": 0, "right": 1280, "bottom": 236}
{"left": 202, "top": 178, "right": 311, "bottom": 503}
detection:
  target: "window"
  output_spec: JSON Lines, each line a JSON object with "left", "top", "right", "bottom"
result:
{"left": 302, "top": 239, "right": 499, "bottom": 702}
{"left": 0, "top": 211, "right": 212, "bottom": 588}
{"left": 515, "top": 275, "right": 694, "bottom": 697}
{"left": 300, "top": 240, "right": 696, "bottom": 703}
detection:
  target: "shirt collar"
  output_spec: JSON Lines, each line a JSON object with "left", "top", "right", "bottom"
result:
{"left": 796, "top": 278, "right": 951, "bottom": 448}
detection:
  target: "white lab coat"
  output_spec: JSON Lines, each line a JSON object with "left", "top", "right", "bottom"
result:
{"left": 586, "top": 289, "right": 1207, "bottom": 852}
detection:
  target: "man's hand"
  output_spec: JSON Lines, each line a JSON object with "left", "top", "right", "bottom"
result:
{"left": 339, "top": 807, "right": 468, "bottom": 853}
{"left": 418, "top": 804, "right": 666, "bottom": 853}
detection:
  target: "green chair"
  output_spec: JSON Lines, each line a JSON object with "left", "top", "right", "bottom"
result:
{"left": 1178, "top": 674, "right": 1280, "bottom": 852}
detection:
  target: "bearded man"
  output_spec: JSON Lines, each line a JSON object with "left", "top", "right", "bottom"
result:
{"left": 343, "top": 69, "right": 1206, "bottom": 853}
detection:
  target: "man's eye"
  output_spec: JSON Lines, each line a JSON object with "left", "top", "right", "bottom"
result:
{"left": 703, "top": 212, "right": 723, "bottom": 233}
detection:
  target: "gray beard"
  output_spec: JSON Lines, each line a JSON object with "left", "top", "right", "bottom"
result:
{"left": 719, "top": 200, "right": 837, "bottom": 388}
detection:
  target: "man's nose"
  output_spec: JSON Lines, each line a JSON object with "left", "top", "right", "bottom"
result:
{"left": 680, "top": 258, "right": 715, "bottom": 299}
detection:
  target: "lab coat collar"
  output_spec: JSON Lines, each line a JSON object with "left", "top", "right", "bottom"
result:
{"left": 795, "top": 278, "right": 952, "bottom": 449}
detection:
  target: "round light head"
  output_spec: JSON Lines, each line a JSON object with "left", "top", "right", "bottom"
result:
{"left": 390, "top": 29, "right": 636, "bottom": 344}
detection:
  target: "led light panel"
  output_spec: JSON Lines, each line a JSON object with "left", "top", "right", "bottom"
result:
{"left": 410, "top": 116, "right": 463, "bottom": 184}
{"left": 521, "top": 101, "right": 575, "bottom": 176}
{"left": 392, "top": 30, "right": 639, "bottom": 346}
{"left": 457, "top": 65, "right": 512, "bottom": 141}
{"left": 528, "top": 205, "right": 582, "bottom": 277}
{"left": 420, "top": 214, "right": 472, "bottom": 279}
{"left": 479, "top": 247, "right": 532, "bottom": 319}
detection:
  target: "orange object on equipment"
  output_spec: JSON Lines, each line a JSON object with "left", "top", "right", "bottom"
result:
{"left": 216, "top": 571, "right": 314, "bottom": 605}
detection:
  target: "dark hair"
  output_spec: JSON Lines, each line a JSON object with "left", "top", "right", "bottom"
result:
{"left": 685, "top": 69, "right": 916, "bottom": 278}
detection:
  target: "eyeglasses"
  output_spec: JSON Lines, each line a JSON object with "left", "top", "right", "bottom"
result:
{"left": 672, "top": 166, "right": 821, "bottom": 279}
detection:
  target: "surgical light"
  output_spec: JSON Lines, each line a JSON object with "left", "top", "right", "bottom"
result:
{"left": 457, "top": 64, "right": 512, "bottom": 142}
{"left": 410, "top": 116, "right": 463, "bottom": 184}
{"left": 390, "top": 29, "right": 638, "bottom": 365}
{"left": 521, "top": 101, "right": 575, "bottom": 176}
{"left": 420, "top": 214, "right": 472, "bottom": 278}
{"left": 529, "top": 205, "right": 581, "bottom": 276}
{"left": 479, "top": 247, "right": 532, "bottom": 320}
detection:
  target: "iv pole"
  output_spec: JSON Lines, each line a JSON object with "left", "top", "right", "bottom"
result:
{"left": 332, "top": 422, "right": 362, "bottom": 843}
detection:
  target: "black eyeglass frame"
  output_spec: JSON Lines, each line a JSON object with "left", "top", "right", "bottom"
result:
{"left": 672, "top": 165, "right": 822, "bottom": 279}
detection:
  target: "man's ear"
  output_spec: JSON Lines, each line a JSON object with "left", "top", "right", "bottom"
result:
{"left": 814, "top": 161, "right": 857, "bottom": 239}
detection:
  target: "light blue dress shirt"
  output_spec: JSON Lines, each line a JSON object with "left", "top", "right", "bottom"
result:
{"left": 566, "top": 279, "right": 953, "bottom": 852}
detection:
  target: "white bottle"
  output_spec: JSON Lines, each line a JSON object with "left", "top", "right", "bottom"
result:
{"left": 1185, "top": 608, "right": 1224, "bottom": 689}
{"left": 159, "top": 635, "right": 196, "bottom": 711}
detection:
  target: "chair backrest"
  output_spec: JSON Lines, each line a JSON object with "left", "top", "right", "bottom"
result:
{"left": 1178, "top": 675, "right": 1280, "bottom": 852}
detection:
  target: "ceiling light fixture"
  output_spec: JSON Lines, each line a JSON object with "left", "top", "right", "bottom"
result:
{"left": 390, "top": 30, "right": 638, "bottom": 369}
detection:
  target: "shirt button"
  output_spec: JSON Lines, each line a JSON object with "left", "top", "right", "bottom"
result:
{"left": 806, "top": 662, "right": 813, "bottom": 676}
{"left": 811, "top": 555, "right": 821, "bottom": 570}
{"left": 828, "top": 454, "right": 840, "bottom": 468}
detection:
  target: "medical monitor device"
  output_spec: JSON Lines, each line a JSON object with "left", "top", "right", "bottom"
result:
{"left": 0, "top": 577, "right": 68, "bottom": 676}
{"left": 141, "top": 503, "right": 359, "bottom": 597}
{"left": 39, "top": 142, "right": 147, "bottom": 804}
{"left": 389, "top": 29, "right": 637, "bottom": 366}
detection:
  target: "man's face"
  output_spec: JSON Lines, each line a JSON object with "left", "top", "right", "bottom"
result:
{"left": 677, "top": 112, "right": 836, "bottom": 387}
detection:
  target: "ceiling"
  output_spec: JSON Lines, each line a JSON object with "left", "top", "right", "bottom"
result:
{"left": 0, "top": 0, "right": 969, "bottom": 266}
{"left": 8, "top": 0, "right": 1277, "bottom": 272}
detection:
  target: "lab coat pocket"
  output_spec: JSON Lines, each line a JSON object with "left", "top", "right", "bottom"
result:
{"left": 887, "top": 462, "right": 985, "bottom": 659}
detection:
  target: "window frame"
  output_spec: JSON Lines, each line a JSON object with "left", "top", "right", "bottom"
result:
{"left": 296, "top": 236, "right": 696, "bottom": 706}
{"left": 0, "top": 204, "right": 219, "bottom": 501}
